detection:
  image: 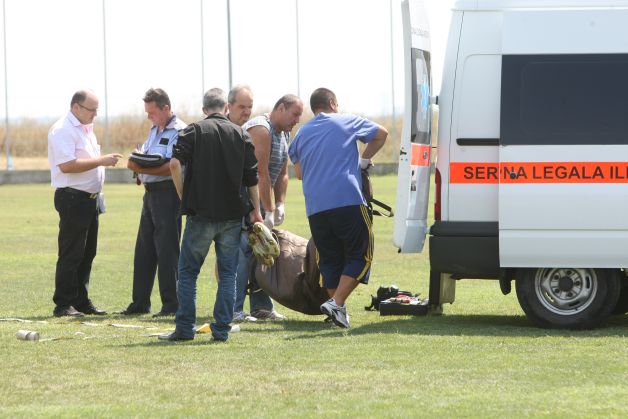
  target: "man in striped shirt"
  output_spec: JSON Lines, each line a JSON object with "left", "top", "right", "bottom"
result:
{"left": 234, "top": 94, "right": 304, "bottom": 322}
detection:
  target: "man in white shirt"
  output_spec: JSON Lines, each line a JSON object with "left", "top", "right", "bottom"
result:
{"left": 47, "top": 89, "right": 122, "bottom": 317}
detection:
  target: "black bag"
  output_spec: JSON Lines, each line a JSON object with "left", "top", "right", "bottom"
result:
{"left": 361, "top": 168, "right": 393, "bottom": 217}
{"left": 129, "top": 152, "right": 167, "bottom": 167}
{"left": 365, "top": 284, "right": 428, "bottom": 316}
{"left": 364, "top": 285, "right": 414, "bottom": 311}
{"left": 379, "top": 299, "right": 429, "bottom": 316}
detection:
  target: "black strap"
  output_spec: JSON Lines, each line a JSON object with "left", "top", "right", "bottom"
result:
{"left": 262, "top": 114, "right": 275, "bottom": 157}
{"left": 361, "top": 167, "right": 393, "bottom": 218}
{"left": 370, "top": 198, "right": 394, "bottom": 218}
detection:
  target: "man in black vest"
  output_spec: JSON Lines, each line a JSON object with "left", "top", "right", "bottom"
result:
{"left": 160, "top": 88, "right": 262, "bottom": 342}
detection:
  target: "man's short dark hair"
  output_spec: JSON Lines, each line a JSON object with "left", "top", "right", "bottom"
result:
{"left": 70, "top": 90, "right": 87, "bottom": 107}
{"left": 203, "top": 88, "right": 227, "bottom": 112}
{"left": 143, "top": 88, "right": 171, "bottom": 109}
{"left": 310, "top": 88, "right": 337, "bottom": 113}
{"left": 273, "top": 94, "right": 300, "bottom": 111}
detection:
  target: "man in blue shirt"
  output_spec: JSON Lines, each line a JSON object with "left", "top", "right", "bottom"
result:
{"left": 121, "top": 88, "right": 187, "bottom": 317}
{"left": 288, "top": 87, "right": 387, "bottom": 328}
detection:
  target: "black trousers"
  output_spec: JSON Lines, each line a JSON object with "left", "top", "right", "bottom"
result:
{"left": 53, "top": 188, "right": 99, "bottom": 308}
{"left": 128, "top": 185, "right": 181, "bottom": 313}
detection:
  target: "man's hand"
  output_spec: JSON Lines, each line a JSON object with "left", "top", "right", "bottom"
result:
{"left": 127, "top": 159, "right": 141, "bottom": 171}
{"left": 274, "top": 202, "right": 285, "bottom": 226}
{"left": 250, "top": 209, "right": 263, "bottom": 224}
{"left": 127, "top": 159, "right": 142, "bottom": 184}
{"left": 100, "top": 153, "right": 123, "bottom": 167}
{"left": 263, "top": 211, "right": 275, "bottom": 230}
{"left": 170, "top": 158, "right": 184, "bottom": 199}
{"left": 359, "top": 158, "right": 372, "bottom": 170}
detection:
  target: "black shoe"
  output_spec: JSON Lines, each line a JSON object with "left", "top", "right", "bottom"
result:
{"left": 152, "top": 310, "right": 176, "bottom": 318}
{"left": 75, "top": 301, "right": 107, "bottom": 315}
{"left": 53, "top": 305, "right": 85, "bottom": 318}
{"left": 115, "top": 306, "right": 150, "bottom": 315}
{"left": 158, "top": 331, "right": 193, "bottom": 341}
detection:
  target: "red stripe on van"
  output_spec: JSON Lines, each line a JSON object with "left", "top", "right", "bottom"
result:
{"left": 450, "top": 162, "right": 499, "bottom": 183}
{"left": 411, "top": 144, "right": 431, "bottom": 166}
{"left": 450, "top": 162, "right": 628, "bottom": 183}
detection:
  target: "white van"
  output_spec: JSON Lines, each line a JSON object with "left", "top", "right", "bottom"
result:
{"left": 394, "top": 0, "right": 628, "bottom": 328}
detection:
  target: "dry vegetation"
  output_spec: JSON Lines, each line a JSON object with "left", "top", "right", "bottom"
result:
{"left": 0, "top": 108, "right": 430, "bottom": 170}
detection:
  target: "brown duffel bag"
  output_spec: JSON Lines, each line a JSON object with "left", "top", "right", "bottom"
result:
{"left": 253, "top": 229, "right": 328, "bottom": 315}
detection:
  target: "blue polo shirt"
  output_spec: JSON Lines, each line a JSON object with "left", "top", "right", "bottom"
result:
{"left": 139, "top": 115, "right": 187, "bottom": 184}
{"left": 288, "top": 112, "right": 379, "bottom": 216}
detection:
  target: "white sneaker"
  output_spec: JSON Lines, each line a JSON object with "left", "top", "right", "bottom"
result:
{"left": 232, "top": 311, "right": 257, "bottom": 323}
{"left": 320, "top": 299, "right": 350, "bottom": 328}
{"left": 251, "top": 309, "right": 286, "bottom": 321}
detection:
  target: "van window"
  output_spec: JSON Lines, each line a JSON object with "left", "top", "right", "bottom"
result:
{"left": 412, "top": 48, "right": 431, "bottom": 145}
{"left": 458, "top": 55, "right": 501, "bottom": 140}
{"left": 501, "top": 54, "right": 628, "bottom": 145}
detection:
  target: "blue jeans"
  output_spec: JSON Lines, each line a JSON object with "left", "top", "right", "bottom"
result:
{"left": 234, "top": 230, "right": 274, "bottom": 314}
{"left": 175, "top": 216, "right": 241, "bottom": 341}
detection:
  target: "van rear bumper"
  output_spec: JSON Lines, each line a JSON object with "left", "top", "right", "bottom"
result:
{"left": 429, "top": 221, "right": 500, "bottom": 279}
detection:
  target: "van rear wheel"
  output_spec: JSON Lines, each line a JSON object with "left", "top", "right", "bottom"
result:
{"left": 515, "top": 268, "right": 621, "bottom": 329}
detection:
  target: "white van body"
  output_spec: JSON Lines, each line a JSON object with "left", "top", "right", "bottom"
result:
{"left": 395, "top": 0, "right": 628, "bottom": 328}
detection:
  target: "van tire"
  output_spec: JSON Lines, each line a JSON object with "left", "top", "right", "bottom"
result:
{"left": 611, "top": 276, "right": 628, "bottom": 315}
{"left": 515, "top": 268, "right": 621, "bottom": 329}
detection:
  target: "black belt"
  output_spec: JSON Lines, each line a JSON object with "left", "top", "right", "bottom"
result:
{"left": 144, "top": 180, "right": 175, "bottom": 192}
{"left": 59, "top": 187, "right": 98, "bottom": 199}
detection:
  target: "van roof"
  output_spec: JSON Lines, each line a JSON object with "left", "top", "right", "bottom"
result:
{"left": 454, "top": 0, "right": 628, "bottom": 10}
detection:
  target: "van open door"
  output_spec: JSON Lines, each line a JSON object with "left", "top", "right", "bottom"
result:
{"left": 393, "top": 0, "right": 433, "bottom": 253}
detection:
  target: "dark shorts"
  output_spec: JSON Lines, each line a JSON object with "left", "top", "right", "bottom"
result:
{"left": 308, "top": 205, "right": 373, "bottom": 289}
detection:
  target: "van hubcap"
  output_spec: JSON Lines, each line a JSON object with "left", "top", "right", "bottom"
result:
{"left": 558, "top": 276, "right": 574, "bottom": 291}
{"left": 534, "top": 268, "right": 597, "bottom": 315}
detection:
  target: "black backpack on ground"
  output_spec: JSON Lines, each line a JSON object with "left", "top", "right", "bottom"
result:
{"left": 364, "top": 285, "right": 414, "bottom": 311}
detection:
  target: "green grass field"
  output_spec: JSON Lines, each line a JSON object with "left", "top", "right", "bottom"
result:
{"left": 1, "top": 175, "right": 627, "bottom": 417}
